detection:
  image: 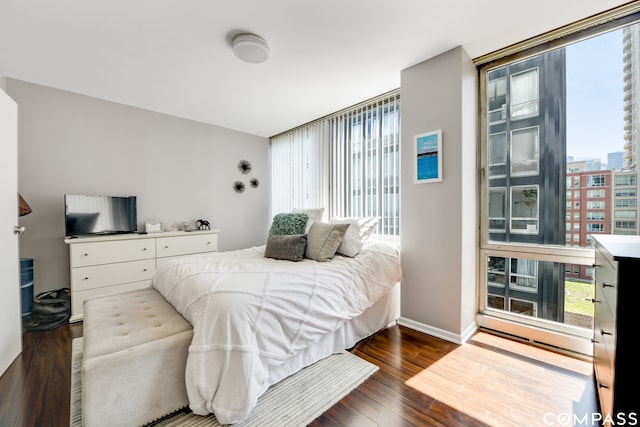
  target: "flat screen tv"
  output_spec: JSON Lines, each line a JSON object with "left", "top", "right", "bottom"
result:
{"left": 65, "top": 194, "right": 137, "bottom": 237}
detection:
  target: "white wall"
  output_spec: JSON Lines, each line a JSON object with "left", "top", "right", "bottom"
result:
{"left": 399, "top": 46, "right": 478, "bottom": 344}
{"left": 8, "top": 78, "right": 270, "bottom": 295}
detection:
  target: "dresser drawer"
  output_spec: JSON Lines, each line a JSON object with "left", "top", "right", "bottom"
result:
{"left": 71, "top": 259, "right": 156, "bottom": 291}
{"left": 593, "top": 305, "right": 615, "bottom": 375}
{"left": 156, "top": 233, "right": 217, "bottom": 258}
{"left": 70, "top": 239, "right": 155, "bottom": 267}
{"left": 595, "top": 250, "right": 617, "bottom": 315}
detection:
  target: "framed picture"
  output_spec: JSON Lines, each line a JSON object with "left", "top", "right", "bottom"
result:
{"left": 414, "top": 129, "right": 442, "bottom": 183}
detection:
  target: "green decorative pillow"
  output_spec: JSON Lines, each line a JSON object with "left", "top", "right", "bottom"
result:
{"left": 264, "top": 234, "right": 307, "bottom": 261}
{"left": 269, "top": 213, "right": 309, "bottom": 235}
{"left": 305, "top": 222, "right": 350, "bottom": 262}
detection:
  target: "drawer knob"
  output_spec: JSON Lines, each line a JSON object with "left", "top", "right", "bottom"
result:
{"left": 84, "top": 277, "right": 89, "bottom": 280}
{"left": 602, "top": 282, "right": 614, "bottom": 288}
{"left": 591, "top": 338, "right": 599, "bottom": 343}
{"left": 164, "top": 245, "right": 169, "bottom": 249}
{"left": 83, "top": 253, "right": 88, "bottom": 257}
{"left": 143, "top": 268, "right": 148, "bottom": 272}
{"left": 143, "top": 247, "right": 147, "bottom": 251}
{"left": 599, "top": 383, "right": 609, "bottom": 389}
{"left": 600, "top": 329, "right": 612, "bottom": 336}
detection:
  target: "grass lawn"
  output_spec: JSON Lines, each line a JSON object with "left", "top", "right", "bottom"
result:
{"left": 565, "top": 280, "right": 595, "bottom": 316}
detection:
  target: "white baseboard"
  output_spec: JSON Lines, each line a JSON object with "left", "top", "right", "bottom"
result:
{"left": 397, "top": 317, "right": 478, "bottom": 345}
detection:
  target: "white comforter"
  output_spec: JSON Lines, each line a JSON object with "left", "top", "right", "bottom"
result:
{"left": 151, "top": 241, "right": 401, "bottom": 424}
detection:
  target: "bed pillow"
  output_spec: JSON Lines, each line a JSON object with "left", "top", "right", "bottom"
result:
{"left": 329, "top": 216, "right": 380, "bottom": 257}
{"left": 357, "top": 216, "right": 380, "bottom": 242}
{"left": 269, "top": 213, "right": 309, "bottom": 235}
{"left": 305, "top": 222, "right": 350, "bottom": 262}
{"left": 292, "top": 207, "right": 325, "bottom": 233}
{"left": 264, "top": 234, "right": 307, "bottom": 261}
{"left": 329, "top": 218, "right": 363, "bottom": 257}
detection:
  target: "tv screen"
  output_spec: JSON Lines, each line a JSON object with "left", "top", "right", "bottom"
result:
{"left": 65, "top": 194, "right": 137, "bottom": 237}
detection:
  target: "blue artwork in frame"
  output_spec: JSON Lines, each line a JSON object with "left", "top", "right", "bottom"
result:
{"left": 414, "top": 129, "right": 442, "bottom": 183}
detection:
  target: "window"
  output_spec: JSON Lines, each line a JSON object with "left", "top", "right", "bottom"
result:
{"left": 489, "top": 133, "right": 507, "bottom": 178}
{"left": 615, "top": 174, "right": 637, "bottom": 186}
{"left": 615, "top": 220, "right": 637, "bottom": 229}
{"left": 510, "top": 68, "right": 539, "bottom": 120}
{"left": 615, "top": 189, "right": 636, "bottom": 197}
{"left": 586, "top": 223, "right": 604, "bottom": 232}
{"left": 489, "top": 187, "right": 507, "bottom": 232}
{"left": 587, "top": 200, "right": 605, "bottom": 209}
{"left": 615, "top": 199, "right": 637, "bottom": 207}
{"left": 615, "top": 210, "right": 637, "bottom": 218}
{"left": 587, "top": 175, "right": 606, "bottom": 187}
{"left": 270, "top": 91, "right": 400, "bottom": 243}
{"left": 477, "top": 14, "right": 640, "bottom": 354}
{"left": 510, "top": 185, "right": 539, "bottom": 233}
{"left": 587, "top": 212, "right": 605, "bottom": 220}
{"left": 510, "top": 127, "right": 539, "bottom": 176}
{"left": 587, "top": 189, "right": 605, "bottom": 198}
{"left": 488, "top": 77, "right": 507, "bottom": 124}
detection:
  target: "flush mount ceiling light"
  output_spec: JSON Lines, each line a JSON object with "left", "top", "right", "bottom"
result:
{"left": 232, "top": 33, "right": 269, "bottom": 63}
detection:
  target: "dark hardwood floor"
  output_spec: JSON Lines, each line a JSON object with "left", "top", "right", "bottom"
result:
{"left": 0, "top": 323, "right": 599, "bottom": 427}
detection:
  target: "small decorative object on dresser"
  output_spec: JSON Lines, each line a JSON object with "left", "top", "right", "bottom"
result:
{"left": 195, "top": 219, "right": 211, "bottom": 230}
{"left": 592, "top": 234, "right": 640, "bottom": 418}
{"left": 145, "top": 220, "right": 162, "bottom": 233}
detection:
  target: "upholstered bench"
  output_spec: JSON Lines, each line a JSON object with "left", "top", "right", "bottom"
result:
{"left": 81, "top": 288, "right": 193, "bottom": 427}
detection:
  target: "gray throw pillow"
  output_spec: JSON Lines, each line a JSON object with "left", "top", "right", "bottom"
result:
{"left": 269, "top": 213, "right": 309, "bottom": 235}
{"left": 305, "top": 222, "right": 350, "bottom": 262}
{"left": 264, "top": 234, "right": 307, "bottom": 261}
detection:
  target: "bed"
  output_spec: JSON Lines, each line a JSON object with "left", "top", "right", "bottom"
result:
{"left": 151, "top": 217, "right": 401, "bottom": 425}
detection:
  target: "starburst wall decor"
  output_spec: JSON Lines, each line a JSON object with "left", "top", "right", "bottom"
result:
{"left": 234, "top": 160, "right": 259, "bottom": 193}
{"left": 233, "top": 181, "right": 246, "bottom": 193}
{"left": 238, "top": 160, "right": 252, "bottom": 174}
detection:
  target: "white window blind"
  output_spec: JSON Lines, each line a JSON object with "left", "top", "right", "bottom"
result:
{"left": 270, "top": 90, "right": 400, "bottom": 243}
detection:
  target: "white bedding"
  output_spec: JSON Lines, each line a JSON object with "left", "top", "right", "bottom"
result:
{"left": 151, "top": 240, "right": 401, "bottom": 424}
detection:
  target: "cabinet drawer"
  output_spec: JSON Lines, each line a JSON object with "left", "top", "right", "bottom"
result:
{"left": 71, "top": 259, "right": 156, "bottom": 291}
{"left": 70, "top": 239, "right": 155, "bottom": 267}
{"left": 593, "top": 306, "right": 615, "bottom": 375}
{"left": 595, "top": 250, "right": 617, "bottom": 315}
{"left": 156, "top": 233, "right": 217, "bottom": 258}
{"left": 70, "top": 280, "right": 151, "bottom": 322}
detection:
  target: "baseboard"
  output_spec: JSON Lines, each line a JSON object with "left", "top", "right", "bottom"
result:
{"left": 397, "top": 317, "right": 478, "bottom": 345}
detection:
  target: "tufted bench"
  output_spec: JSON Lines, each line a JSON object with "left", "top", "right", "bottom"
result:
{"left": 81, "top": 288, "right": 193, "bottom": 427}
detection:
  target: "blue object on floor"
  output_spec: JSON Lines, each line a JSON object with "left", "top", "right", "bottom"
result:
{"left": 20, "top": 258, "right": 34, "bottom": 317}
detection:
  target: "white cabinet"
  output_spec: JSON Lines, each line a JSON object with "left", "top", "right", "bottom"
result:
{"left": 66, "top": 230, "right": 219, "bottom": 322}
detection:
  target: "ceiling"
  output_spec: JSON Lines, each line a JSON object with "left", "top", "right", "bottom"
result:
{"left": 0, "top": 0, "right": 631, "bottom": 138}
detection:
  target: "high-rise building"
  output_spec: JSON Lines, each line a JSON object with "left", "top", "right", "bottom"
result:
{"left": 607, "top": 151, "right": 625, "bottom": 171}
{"left": 623, "top": 26, "right": 639, "bottom": 171}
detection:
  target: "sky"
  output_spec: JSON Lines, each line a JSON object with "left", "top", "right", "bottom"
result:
{"left": 566, "top": 28, "right": 625, "bottom": 165}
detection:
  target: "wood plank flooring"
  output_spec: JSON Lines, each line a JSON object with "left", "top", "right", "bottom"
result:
{"left": 0, "top": 323, "right": 599, "bottom": 427}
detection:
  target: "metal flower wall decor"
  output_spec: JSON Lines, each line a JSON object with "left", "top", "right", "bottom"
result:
{"left": 233, "top": 160, "right": 260, "bottom": 193}
{"left": 233, "top": 181, "right": 246, "bottom": 193}
{"left": 238, "top": 160, "right": 252, "bottom": 174}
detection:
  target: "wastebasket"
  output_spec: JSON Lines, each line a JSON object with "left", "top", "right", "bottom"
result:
{"left": 20, "top": 258, "right": 34, "bottom": 318}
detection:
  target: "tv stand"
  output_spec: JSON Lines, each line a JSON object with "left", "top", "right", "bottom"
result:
{"left": 65, "top": 230, "right": 219, "bottom": 321}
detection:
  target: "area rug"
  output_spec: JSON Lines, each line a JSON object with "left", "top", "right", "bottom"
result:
{"left": 70, "top": 338, "right": 378, "bottom": 427}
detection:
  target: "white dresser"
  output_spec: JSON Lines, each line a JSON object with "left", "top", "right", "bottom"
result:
{"left": 65, "top": 230, "right": 219, "bottom": 322}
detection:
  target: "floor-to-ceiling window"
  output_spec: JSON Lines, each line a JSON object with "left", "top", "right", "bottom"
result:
{"left": 477, "top": 6, "right": 640, "bottom": 355}
{"left": 270, "top": 91, "right": 400, "bottom": 245}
